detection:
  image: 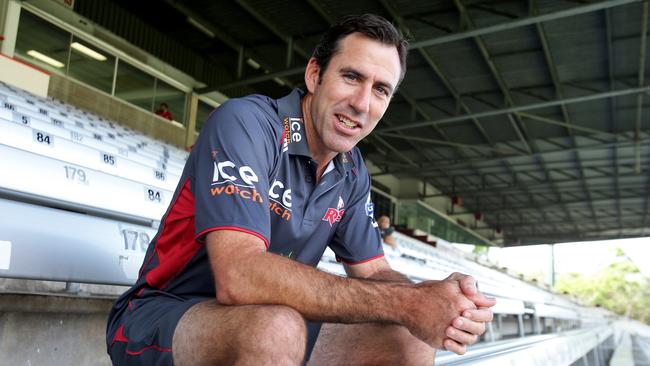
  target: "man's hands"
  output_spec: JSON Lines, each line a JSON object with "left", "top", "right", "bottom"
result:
{"left": 402, "top": 273, "right": 495, "bottom": 355}
{"left": 443, "top": 274, "right": 495, "bottom": 354}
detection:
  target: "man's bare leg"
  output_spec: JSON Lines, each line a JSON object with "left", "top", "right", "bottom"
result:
{"left": 308, "top": 323, "right": 435, "bottom": 366}
{"left": 173, "top": 300, "right": 307, "bottom": 366}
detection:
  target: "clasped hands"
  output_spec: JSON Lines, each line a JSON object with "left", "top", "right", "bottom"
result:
{"left": 406, "top": 272, "right": 496, "bottom": 355}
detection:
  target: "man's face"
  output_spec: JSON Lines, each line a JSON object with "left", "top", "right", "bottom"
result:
{"left": 378, "top": 216, "right": 390, "bottom": 229}
{"left": 304, "top": 33, "right": 401, "bottom": 159}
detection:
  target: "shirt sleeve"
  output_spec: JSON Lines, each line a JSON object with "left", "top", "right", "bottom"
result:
{"left": 328, "top": 169, "right": 384, "bottom": 265}
{"left": 191, "top": 98, "right": 278, "bottom": 247}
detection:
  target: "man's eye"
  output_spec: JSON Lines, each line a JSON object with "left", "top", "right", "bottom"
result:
{"left": 376, "top": 86, "right": 389, "bottom": 96}
{"left": 344, "top": 73, "right": 358, "bottom": 81}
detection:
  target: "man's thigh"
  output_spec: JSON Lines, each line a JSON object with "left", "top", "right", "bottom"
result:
{"left": 308, "top": 323, "right": 435, "bottom": 366}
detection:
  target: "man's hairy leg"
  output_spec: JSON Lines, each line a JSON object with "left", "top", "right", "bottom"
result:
{"left": 308, "top": 323, "right": 435, "bottom": 366}
{"left": 173, "top": 300, "right": 308, "bottom": 366}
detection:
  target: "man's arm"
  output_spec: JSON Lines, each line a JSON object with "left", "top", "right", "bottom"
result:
{"left": 383, "top": 234, "right": 398, "bottom": 249}
{"left": 207, "top": 230, "right": 492, "bottom": 350}
{"left": 344, "top": 256, "right": 410, "bottom": 282}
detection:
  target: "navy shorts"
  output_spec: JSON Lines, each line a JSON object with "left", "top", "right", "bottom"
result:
{"left": 108, "top": 294, "right": 322, "bottom": 366}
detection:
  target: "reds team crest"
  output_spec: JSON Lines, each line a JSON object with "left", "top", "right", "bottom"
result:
{"left": 322, "top": 196, "right": 345, "bottom": 226}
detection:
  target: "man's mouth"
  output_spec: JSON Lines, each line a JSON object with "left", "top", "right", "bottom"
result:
{"left": 336, "top": 114, "right": 358, "bottom": 129}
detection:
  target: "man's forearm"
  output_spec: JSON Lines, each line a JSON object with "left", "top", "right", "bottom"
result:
{"left": 215, "top": 249, "right": 414, "bottom": 325}
{"left": 366, "top": 268, "right": 412, "bottom": 283}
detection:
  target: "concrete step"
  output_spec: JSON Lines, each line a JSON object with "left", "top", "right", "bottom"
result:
{"left": 0, "top": 283, "right": 116, "bottom": 366}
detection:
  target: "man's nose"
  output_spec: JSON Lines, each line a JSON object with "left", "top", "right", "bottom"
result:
{"left": 349, "top": 84, "right": 371, "bottom": 115}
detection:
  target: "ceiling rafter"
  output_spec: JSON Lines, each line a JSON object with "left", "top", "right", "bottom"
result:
{"left": 377, "top": 85, "right": 650, "bottom": 133}
{"left": 604, "top": 8, "right": 623, "bottom": 235}
{"left": 448, "top": 193, "right": 640, "bottom": 216}
{"left": 531, "top": 0, "right": 598, "bottom": 228}
{"left": 373, "top": 135, "right": 650, "bottom": 177}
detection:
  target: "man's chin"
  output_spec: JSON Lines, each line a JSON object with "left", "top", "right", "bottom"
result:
{"left": 329, "top": 143, "right": 355, "bottom": 154}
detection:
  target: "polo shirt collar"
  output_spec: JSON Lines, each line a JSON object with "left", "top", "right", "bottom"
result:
{"left": 277, "top": 88, "right": 356, "bottom": 174}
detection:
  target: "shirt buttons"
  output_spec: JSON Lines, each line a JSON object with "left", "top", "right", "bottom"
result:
{"left": 305, "top": 176, "right": 312, "bottom": 183}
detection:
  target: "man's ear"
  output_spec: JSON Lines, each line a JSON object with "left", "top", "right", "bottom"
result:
{"left": 304, "top": 58, "right": 321, "bottom": 93}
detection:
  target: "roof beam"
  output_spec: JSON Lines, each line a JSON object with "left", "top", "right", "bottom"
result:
{"left": 498, "top": 213, "right": 645, "bottom": 229}
{"left": 634, "top": 1, "right": 648, "bottom": 174}
{"left": 409, "top": 0, "right": 641, "bottom": 49}
{"left": 377, "top": 85, "right": 650, "bottom": 133}
{"left": 373, "top": 135, "right": 650, "bottom": 177}
{"left": 423, "top": 183, "right": 647, "bottom": 200}
{"left": 434, "top": 172, "right": 647, "bottom": 201}
{"left": 201, "top": 66, "right": 306, "bottom": 91}
{"left": 531, "top": 0, "right": 597, "bottom": 230}
{"left": 375, "top": 132, "right": 519, "bottom": 155}
{"left": 450, "top": 194, "right": 640, "bottom": 216}
{"left": 605, "top": 9, "right": 623, "bottom": 235}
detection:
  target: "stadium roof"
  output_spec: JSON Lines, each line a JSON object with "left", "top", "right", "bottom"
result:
{"left": 71, "top": 0, "right": 650, "bottom": 246}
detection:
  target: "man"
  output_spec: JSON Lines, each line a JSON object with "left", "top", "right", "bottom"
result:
{"left": 378, "top": 214, "right": 398, "bottom": 249}
{"left": 155, "top": 102, "right": 174, "bottom": 121}
{"left": 106, "top": 14, "right": 495, "bottom": 366}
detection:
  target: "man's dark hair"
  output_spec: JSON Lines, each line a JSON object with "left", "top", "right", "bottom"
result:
{"left": 312, "top": 14, "right": 409, "bottom": 86}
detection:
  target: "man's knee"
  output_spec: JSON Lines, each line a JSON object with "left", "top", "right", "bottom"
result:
{"left": 236, "top": 305, "right": 307, "bottom": 362}
{"left": 242, "top": 305, "right": 307, "bottom": 342}
{"left": 394, "top": 334, "right": 436, "bottom": 365}
{"left": 310, "top": 323, "right": 434, "bottom": 366}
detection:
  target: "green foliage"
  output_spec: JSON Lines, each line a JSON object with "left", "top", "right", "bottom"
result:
{"left": 555, "top": 248, "right": 650, "bottom": 324}
{"left": 472, "top": 245, "right": 489, "bottom": 255}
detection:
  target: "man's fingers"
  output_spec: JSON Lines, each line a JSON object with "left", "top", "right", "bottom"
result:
{"left": 442, "top": 338, "right": 467, "bottom": 355}
{"left": 446, "top": 325, "right": 478, "bottom": 345}
{"left": 451, "top": 316, "right": 486, "bottom": 337}
{"left": 462, "top": 307, "right": 494, "bottom": 323}
{"left": 455, "top": 274, "right": 496, "bottom": 308}
{"left": 465, "top": 290, "right": 497, "bottom": 308}
{"left": 458, "top": 274, "right": 478, "bottom": 296}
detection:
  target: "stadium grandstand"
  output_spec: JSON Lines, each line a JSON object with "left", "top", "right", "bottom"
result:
{"left": 0, "top": 0, "right": 649, "bottom": 365}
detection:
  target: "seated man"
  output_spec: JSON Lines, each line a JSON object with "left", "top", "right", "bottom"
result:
{"left": 155, "top": 102, "right": 174, "bottom": 121}
{"left": 378, "top": 214, "right": 398, "bottom": 250}
{"left": 106, "top": 14, "right": 495, "bottom": 366}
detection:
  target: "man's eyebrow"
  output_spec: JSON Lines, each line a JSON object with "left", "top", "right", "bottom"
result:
{"left": 340, "top": 67, "right": 365, "bottom": 79}
{"left": 340, "top": 67, "right": 395, "bottom": 94}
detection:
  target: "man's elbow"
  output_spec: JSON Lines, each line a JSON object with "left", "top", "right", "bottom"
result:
{"left": 214, "top": 268, "right": 246, "bottom": 305}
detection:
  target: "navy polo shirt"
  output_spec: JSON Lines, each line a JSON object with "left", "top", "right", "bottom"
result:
{"left": 109, "top": 89, "right": 383, "bottom": 308}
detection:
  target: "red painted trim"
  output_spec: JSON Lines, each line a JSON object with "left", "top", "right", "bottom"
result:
{"left": 126, "top": 345, "right": 172, "bottom": 355}
{"left": 197, "top": 226, "right": 269, "bottom": 249}
{"left": 337, "top": 253, "right": 385, "bottom": 265}
{"left": 0, "top": 53, "right": 50, "bottom": 75}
